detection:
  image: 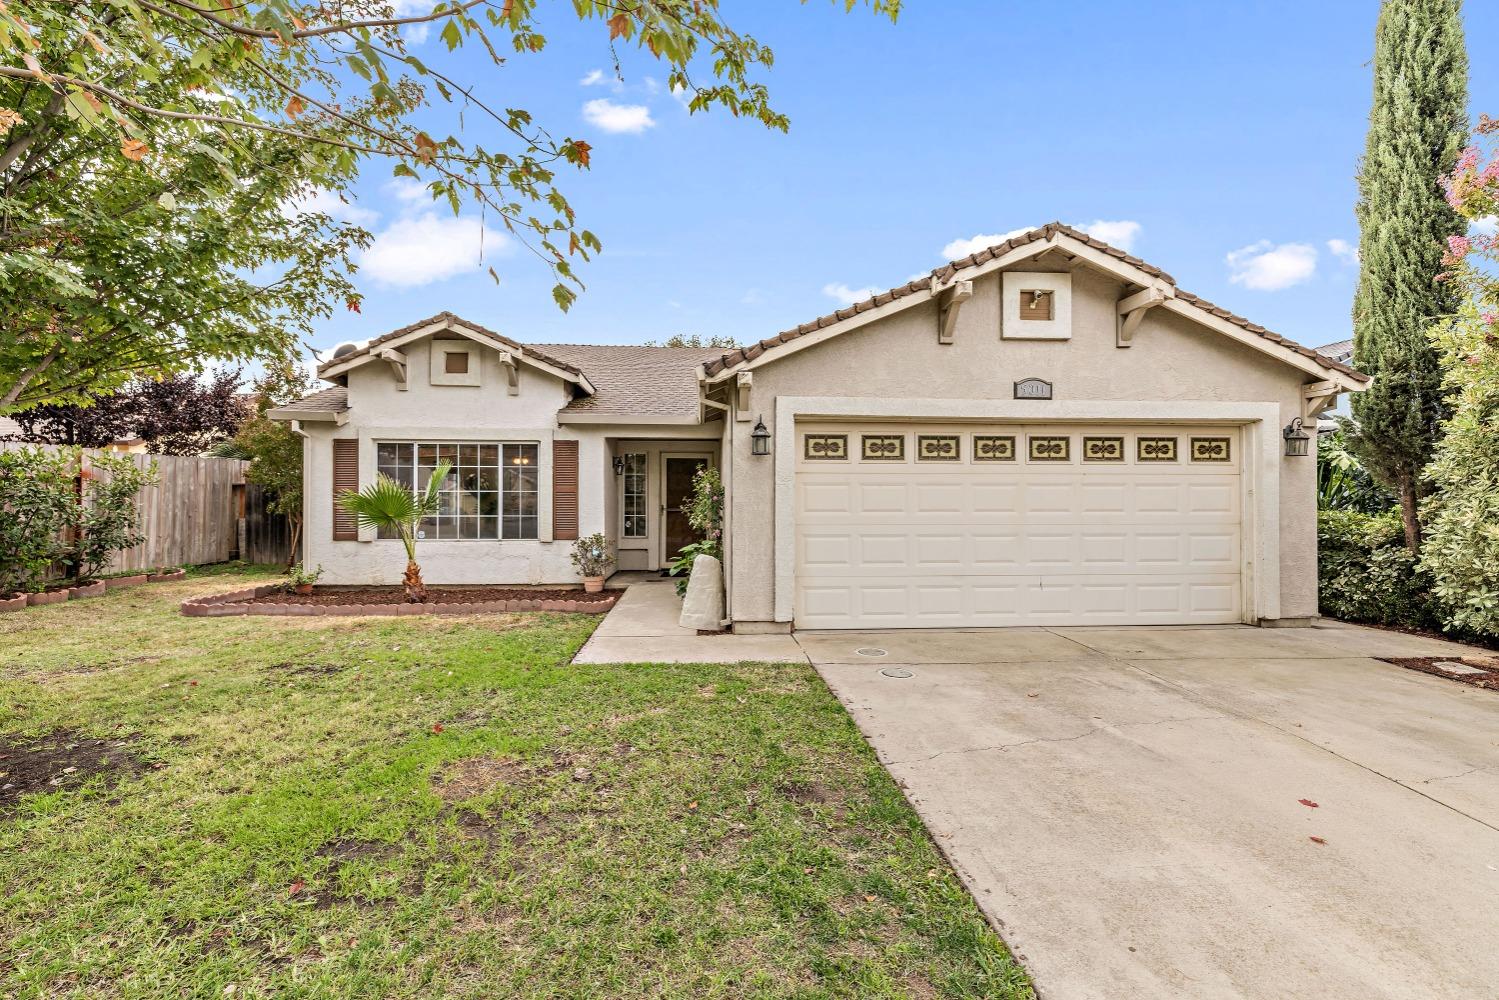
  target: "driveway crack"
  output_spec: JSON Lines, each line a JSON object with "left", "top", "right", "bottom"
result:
{"left": 884, "top": 713, "right": 1228, "bottom": 766}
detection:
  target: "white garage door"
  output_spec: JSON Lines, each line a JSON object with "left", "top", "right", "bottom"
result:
{"left": 794, "top": 422, "right": 1244, "bottom": 629}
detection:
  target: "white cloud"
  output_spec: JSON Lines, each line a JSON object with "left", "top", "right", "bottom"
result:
{"left": 822, "top": 282, "right": 879, "bottom": 306}
{"left": 1326, "top": 238, "right": 1359, "bottom": 265}
{"left": 281, "top": 186, "right": 379, "bottom": 226}
{"left": 1473, "top": 215, "right": 1498, "bottom": 236}
{"left": 940, "top": 229, "right": 1032, "bottom": 260}
{"left": 670, "top": 83, "right": 692, "bottom": 110}
{"left": 391, "top": 0, "right": 432, "bottom": 44}
{"left": 1075, "top": 219, "right": 1141, "bottom": 252}
{"left": 1225, "top": 240, "right": 1318, "bottom": 291}
{"left": 581, "top": 98, "right": 655, "bottom": 134}
{"left": 358, "top": 211, "right": 509, "bottom": 287}
{"left": 384, "top": 178, "right": 431, "bottom": 204}
{"left": 579, "top": 68, "right": 607, "bottom": 86}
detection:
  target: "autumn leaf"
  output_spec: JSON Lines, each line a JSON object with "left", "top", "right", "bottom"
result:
{"left": 288, "top": 880, "right": 304, "bottom": 895}
{"left": 431, "top": 723, "right": 444, "bottom": 733}
{"left": 1297, "top": 798, "right": 1319, "bottom": 809}
{"left": 120, "top": 138, "right": 148, "bottom": 161}
{"left": 413, "top": 131, "right": 438, "bottom": 164}
{"left": 346, "top": 297, "right": 361, "bottom": 313}
{"left": 285, "top": 95, "right": 305, "bottom": 118}
{"left": 291, "top": 14, "right": 306, "bottom": 29}
{"left": 607, "top": 12, "right": 629, "bottom": 39}
{"left": 571, "top": 139, "right": 591, "bottom": 168}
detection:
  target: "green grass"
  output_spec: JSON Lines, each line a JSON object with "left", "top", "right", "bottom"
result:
{"left": 0, "top": 565, "right": 1032, "bottom": 999}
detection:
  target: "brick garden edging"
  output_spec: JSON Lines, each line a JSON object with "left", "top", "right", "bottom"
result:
{"left": 180, "top": 585, "right": 621, "bottom": 618}
{"left": 1, "top": 568, "right": 189, "bottom": 614}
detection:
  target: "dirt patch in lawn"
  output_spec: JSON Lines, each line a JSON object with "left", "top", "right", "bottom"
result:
{"left": 248, "top": 586, "right": 620, "bottom": 607}
{"left": 0, "top": 730, "right": 153, "bottom": 811}
{"left": 1378, "top": 656, "right": 1499, "bottom": 691}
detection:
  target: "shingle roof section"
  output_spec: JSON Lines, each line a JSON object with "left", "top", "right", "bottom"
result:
{"left": 532, "top": 344, "right": 724, "bottom": 417}
{"left": 1316, "top": 339, "right": 1354, "bottom": 364}
{"left": 319, "top": 311, "right": 585, "bottom": 380}
{"left": 701, "top": 222, "right": 1370, "bottom": 383}
{"left": 281, "top": 386, "right": 349, "bottom": 412}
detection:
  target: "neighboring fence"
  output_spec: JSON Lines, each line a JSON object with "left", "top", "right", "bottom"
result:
{"left": 1, "top": 443, "right": 296, "bottom": 575}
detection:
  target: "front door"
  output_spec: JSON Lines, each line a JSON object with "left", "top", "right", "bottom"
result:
{"left": 663, "top": 455, "right": 710, "bottom": 562}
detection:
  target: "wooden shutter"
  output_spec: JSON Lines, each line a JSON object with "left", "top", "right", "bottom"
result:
{"left": 332, "top": 439, "right": 358, "bottom": 541}
{"left": 552, "top": 440, "right": 579, "bottom": 541}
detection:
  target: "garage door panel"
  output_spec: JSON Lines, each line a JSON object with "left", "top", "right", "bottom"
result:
{"left": 794, "top": 423, "right": 1244, "bottom": 628}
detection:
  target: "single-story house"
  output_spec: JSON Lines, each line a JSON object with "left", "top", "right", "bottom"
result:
{"left": 270, "top": 222, "right": 1368, "bottom": 631}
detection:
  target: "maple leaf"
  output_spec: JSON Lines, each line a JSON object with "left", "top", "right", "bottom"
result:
{"left": 288, "top": 880, "right": 305, "bottom": 895}
{"left": 285, "top": 95, "right": 305, "bottom": 118}
{"left": 346, "top": 297, "right": 361, "bottom": 313}
{"left": 120, "top": 138, "right": 148, "bottom": 161}
{"left": 413, "top": 131, "right": 438, "bottom": 164}
{"left": 1297, "top": 798, "right": 1319, "bottom": 809}
{"left": 607, "top": 12, "right": 629, "bottom": 39}
{"left": 571, "top": 139, "right": 591, "bottom": 168}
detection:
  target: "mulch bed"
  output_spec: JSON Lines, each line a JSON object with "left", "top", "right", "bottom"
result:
{"left": 1377, "top": 656, "right": 1499, "bottom": 691}
{"left": 181, "top": 584, "right": 621, "bottom": 618}
{"left": 261, "top": 586, "right": 617, "bottom": 607}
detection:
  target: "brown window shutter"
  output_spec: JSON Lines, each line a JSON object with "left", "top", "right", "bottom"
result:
{"left": 552, "top": 440, "right": 579, "bottom": 541}
{"left": 332, "top": 439, "right": 359, "bottom": 541}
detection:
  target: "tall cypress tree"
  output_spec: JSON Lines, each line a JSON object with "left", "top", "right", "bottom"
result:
{"left": 1348, "top": 0, "right": 1469, "bottom": 551}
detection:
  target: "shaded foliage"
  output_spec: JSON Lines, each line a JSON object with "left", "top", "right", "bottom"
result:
{"left": 7, "top": 370, "right": 251, "bottom": 454}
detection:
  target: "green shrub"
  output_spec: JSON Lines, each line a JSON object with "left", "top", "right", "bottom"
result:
{"left": 1419, "top": 302, "right": 1499, "bottom": 637}
{"left": 1318, "top": 509, "right": 1441, "bottom": 630}
{"left": 0, "top": 446, "right": 75, "bottom": 594}
{"left": 67, "top": 452, "right": 157, "bottom": 582}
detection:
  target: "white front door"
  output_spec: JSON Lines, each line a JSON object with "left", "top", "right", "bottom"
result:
{"left": 793, "top": 422, "right": 1244, "bottom": 629}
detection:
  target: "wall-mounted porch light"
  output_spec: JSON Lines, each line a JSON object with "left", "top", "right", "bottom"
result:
{"left": 751, "top": 416, "right": 771, "bottom": 456}
{"left": 1282, "top": 417, "right": 1310, "bottom": 457}
{"left": 611, "top": 456, "right": 625, "bottom": 476}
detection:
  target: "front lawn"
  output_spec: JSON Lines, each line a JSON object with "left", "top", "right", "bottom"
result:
{"left": 0, "top": 566, "right": 1031, "bottom": 999}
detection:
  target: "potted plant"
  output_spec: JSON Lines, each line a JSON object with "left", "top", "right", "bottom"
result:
{"left": 287, "top": 562, "right": 323, "bottom": 595}
{"left": 570, "top": 533, "right": 615, "bottom": 593}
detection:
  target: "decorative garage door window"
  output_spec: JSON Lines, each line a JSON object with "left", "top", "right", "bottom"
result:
{"left": 376, "top": 442, "right": 536, "bottom": 540}
{"left": 1082, "top": 436, "right": 1125, "bottom": 462}
{"left": 916, "top": 435, "right": 961, "bottom": 462}
{"left": 621, "top": 453, "right": 647, "bottom": 537}
{"left": 1137, "top": 436, "right": 1178, "bottom": 462}
{"left": 861, "top": 434, "right": 905, "bottom": 461}
{"left": 1190, "top": 437, "right": 1232, "bottom": 462}
{"left": 804, "top": 433, "right": 848, "bottom": 461}
{"left": 1028, "top": 435, "right": 1071, "bottom": 461}
{"left": 973, "top": 435, "right": 1017, "bottom": 461}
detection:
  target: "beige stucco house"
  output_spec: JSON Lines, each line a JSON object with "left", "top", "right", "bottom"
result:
{"left": 270, "top": 223, "right": 1368, "bottom": 631}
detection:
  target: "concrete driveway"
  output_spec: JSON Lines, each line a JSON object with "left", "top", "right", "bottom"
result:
{"left": 803, "top": 622, "right": 1499, "bottom": 1000}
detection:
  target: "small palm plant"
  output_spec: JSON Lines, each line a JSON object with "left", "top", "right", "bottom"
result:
{"left": 337, "top": 461, "right": 451, "bottom": 603}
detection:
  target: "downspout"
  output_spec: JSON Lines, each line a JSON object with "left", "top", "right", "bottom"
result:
{"left": 698, "top": 371, "right": 734, "bottom": 629}
{"left": 289, "top": 420, "right": 310, "bottom": 565}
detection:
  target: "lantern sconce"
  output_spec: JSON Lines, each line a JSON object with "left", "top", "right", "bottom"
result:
{"left": 1282, "top": 417, "right": 1311, "bottom": 457}
{"left": 750, "top": 416, "right": 771, "bottom": 457}
{"left": 612, "top": 456, "right": 625, "bottom": 476}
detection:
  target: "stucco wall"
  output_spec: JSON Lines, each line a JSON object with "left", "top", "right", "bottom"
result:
{"left": 727, "top": 264, "right": 1321, "bottom": 623}
{"left": 301, "top": 337, "right": 607, "bottom": 586}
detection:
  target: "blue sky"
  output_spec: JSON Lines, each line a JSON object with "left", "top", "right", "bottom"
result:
{"left": 300, "top": 0, "right": 1499, "bottom": 361}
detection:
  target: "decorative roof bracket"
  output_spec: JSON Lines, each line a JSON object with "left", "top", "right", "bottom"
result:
{"left": 378, "top": 348, "right": 408, "bottom": 390}
{"left": 1116, "top": 284, "right": 1175, "bottom": 347}
{"left": 935, "top": 278, "right": 974, "bottom": 345}
{"left": 1303, "top": 380, "right": 1341, "bottom": 421}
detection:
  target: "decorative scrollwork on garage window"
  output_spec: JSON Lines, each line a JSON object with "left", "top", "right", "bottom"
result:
{"left": 973, "top": 435, "right": 1016, "bottom": 462}
{"left": 1028, "top": 436, "right": 1070, "bottom": 462}
{"left": 1082, "top": 436, "right": 1125, "bottom": 462}
{"left": 861, "top": 434, "right": 905, "bottom": 461}
{"left": 1137, "top": 437, "right": 1178, "bottom": 462}
{"left": 803, "top": 434, "right": 848, "bottom": 461}
{"left": 1190, "top": 437, "right": 1231, "bottom": 462}
{"left": 916, "top": 435, "right": 961, "bottom": 462}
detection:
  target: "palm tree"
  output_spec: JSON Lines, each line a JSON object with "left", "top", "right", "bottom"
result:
{"left": 337, "top": 461, "right": 450, "bottom": 602}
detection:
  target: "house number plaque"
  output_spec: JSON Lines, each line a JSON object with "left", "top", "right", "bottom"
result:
{"left": 1013, "top": 377, "right": 1053, "bottom": 400}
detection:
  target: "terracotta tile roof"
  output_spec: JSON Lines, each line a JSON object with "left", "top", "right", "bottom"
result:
{"left": 318, "top": 311, "right": 585, "bottom": 380}
{"left": 533, "top": 344, "right": 725, "bottom": 417}
{"left": 280, "top": 385, "right": 349, "bottom": 412}
{"left": 701, "top": 222, "right": 1370, "bottom": 383}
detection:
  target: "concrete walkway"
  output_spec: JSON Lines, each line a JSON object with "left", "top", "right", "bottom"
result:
{"left": 571, "top": 575, "right": 806, "bottom": 664}
{"left": 809, "top": 622, "right": 1499, "bottom": 1000}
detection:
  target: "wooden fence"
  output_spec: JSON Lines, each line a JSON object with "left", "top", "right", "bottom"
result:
{"left": 1, "top": 443, "right": 296, "bottom": 575}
